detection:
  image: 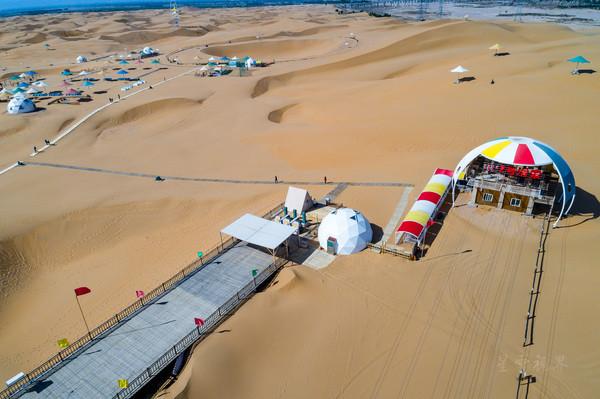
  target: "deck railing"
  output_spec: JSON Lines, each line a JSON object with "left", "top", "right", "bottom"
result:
{"left": 1, "top": 202, "right": 284, "bottom": 399}
{"left": 113, "top": 256, "right": 288, "bottom": 399}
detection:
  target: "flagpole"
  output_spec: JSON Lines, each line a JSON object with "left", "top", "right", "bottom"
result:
{"left": 75, "top": 295, "right": 92, "bottom": 340}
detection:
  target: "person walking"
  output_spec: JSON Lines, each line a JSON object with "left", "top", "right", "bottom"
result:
{"left": 44, "top": 139, "right": 50, "bottom": 145}
{"left": 274, "top": 176, "right": 278, "bottom": 183}
{"left": 33, "top": 146, "right": 37, "bottom": 153}
{"left": 324, "top": 176, "right": 327, "bottom": 184}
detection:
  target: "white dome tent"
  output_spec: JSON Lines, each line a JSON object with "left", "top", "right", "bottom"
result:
{"left": 7, "top": 94, "right": 36, "bottom": 114}
{"left": 318, "top": 208, "right": 373, "bottom": 255}
{"left": 76, "top": 55, "right": 88, "bottom": 64}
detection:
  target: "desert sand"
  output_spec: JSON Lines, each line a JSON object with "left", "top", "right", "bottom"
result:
{"left": 0, "top": 4, "right": 599, "bottom": 398}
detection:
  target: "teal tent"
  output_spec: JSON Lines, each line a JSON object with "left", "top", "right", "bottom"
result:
{"left": 82, "top": 81, "right": 94, "bottom": 87}
{"left": 151, "top": 59, "right": 160, "bottom": 64}
{"left": 116, "top": 69, "right": 129, "bottom": 75}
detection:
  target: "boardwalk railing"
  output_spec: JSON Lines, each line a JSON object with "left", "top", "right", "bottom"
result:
{"left": 113, "top": 256, "right": 288, "bottom": 399}
{"left": 1, "top": 203, "right": 284, "bottom": 399}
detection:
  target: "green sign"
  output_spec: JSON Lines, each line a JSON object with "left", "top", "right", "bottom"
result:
{"left": 251, "top": 269, "right": 258, "bottom": 277}
{"left": 197, "top": 251, "right": 203, "bottom": 258}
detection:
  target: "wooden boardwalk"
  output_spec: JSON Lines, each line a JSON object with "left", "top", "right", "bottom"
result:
{"left": 18, "top": 243, "right": 274, "bottom": 399}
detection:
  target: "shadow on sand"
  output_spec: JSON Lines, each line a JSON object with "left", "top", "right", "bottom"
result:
{"left": 556, "top": 186, "right": 600, "bottom": 228}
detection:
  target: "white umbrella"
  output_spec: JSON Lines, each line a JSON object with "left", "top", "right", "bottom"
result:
{"left": 209, "top": 56, "right": 216, "bottom": 61}
{"left": 26, "top": 87, "right": 40, "bottom": 94}
{"left": 33, "top": 81, "right": 48, "bottom": 87}
{"left": 451, "top": 65, "right": 469, "bottom": 83}
{"left": 18, "top": 73, "right": 27, "bottom": 78}
{"left": 78, "top": 70, "right": 90, "bottom": 76}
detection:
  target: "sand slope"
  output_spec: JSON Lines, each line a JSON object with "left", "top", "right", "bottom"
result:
{"left": 0, "top": 5, "right": 599, "bottom": 398}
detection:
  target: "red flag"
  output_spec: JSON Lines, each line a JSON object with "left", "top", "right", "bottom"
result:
{"left": 74, "top": 287, "right": 91, "bottom": 296}
{"left": 136, "top": 290, "right": 145, "bottom": 298}
{"left": 194, "top": 317, "right": 204, "bottom": 326}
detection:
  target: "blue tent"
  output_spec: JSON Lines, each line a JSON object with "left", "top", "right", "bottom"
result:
{"left": 220, "top": 56, "right": 230, "bottom": 61}
{"left": 17, "top": 82, "right": 30, "bottom": 88}
{"left": 116, "top": 69, "right": 129, "bottom": 75}
{"left": 82, "top": 81, "right": 95, "bottom": 86}
{"left": 25, "top": 71, "right": 37, "bottom": 76}
{"left": 61, "top": 69, "right": 72, "bottom": 76}
{"left": 119, "top": 60, "right": 129, "bottom": 65}
{"left": 11, "top": 87, "right": 25, "bottom": 94}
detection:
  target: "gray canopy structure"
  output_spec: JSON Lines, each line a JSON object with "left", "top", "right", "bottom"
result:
{"left": 220, "top": 213, "right": 296, "bottom": 258}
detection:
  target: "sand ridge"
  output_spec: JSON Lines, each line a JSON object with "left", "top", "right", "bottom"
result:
{"left": 0, "top": 5, "right": 599, "bottom": 398}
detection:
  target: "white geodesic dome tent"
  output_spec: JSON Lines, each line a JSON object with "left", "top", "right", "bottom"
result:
{"left": 7, "top": 95, "right": 36, "bottom": 114}
{"left": 76, "top": 55, "right": 88, "bottom": 63}
{"left": 318, "top": 208, "right": 373, "bottom": 255}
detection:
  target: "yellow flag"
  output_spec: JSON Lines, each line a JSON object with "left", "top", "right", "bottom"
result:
{"left": 118, "top": 379, "right": 128, "bottom": 389}
{"left": 57, "top": 338, "right": 69, "bottom": 349}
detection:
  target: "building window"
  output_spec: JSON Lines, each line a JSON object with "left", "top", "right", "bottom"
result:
{"left": 483, "top": 193, "right": 494, "bottom": 202}
{"left": 510, "top": 198, "right": 522, "bottom": 207}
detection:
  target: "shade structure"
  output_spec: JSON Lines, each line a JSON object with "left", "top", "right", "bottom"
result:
{"left": 19, "top": 73, "right": 27, "bottom": 78}
{"left": 208, "top": 56, "right": 216, "bottom": 61}
{"left": 25, "top": 71, "right": 37, "bottom": 76}
{"left": 119, "top": 60, "right": 129, "bottom": 65}
{"left": 9, "top": 75, "right": 20, "bottom": 81}
{"left": 150, "top": 59, "right": 160, "bottom": 64}
{"left": 7, "top": 96, "right": 36, "bottom": 114}
{"left": 26, "top": 87, "right": 40, "bottom": 94}
{"left": 116, "top": 69, "right": 129, "bottom": 75}
{"left": 33, "top": 80, "right": 48, "bottom": 87}
{"left": 396, "top": 169, "right": 453, "bottom": 244}
{"left": 221, "top": 213, "right": 295, "bottom": 251}
{"left": 61, "top": 69, "right": 72, "bottom": 76}
{"left": 17, "top": 82, "right": 30, "bottom": 88}
{"left": 78, "top": 70, "right": 90, "bottom": 76}
{"left": 318, "top": 208, "right": 373, "bottom": 255}
{"left": 568, "top": 56, "right": 590, "bottom": 64}
{"left": 11, "top": 87, "right": 25, "bottom": 94}
{"left": 82, "top": 81, "right": 94, "bottom": 87}
{"left": 489, "top": 43, "right": 501, "bottom": 51}
{"left": 452, "top": 136, "right": 576, "bottom": 226}
{"left": 451, "top": 65, "right": 468, "bottom": 73}
{"left": 65, "top": 88, "right": 80, "bottom": 95}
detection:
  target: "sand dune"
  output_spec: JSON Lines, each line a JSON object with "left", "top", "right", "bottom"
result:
{"left": 267, "top": 103, "right": 296, "bottom": 123}
{"left": 0, "top": 5, "right": 599, "bottom": 398}
{"left": 205, "top": 38, "right": 336, "bottom": 60}
{"left": 93, "top": 98, "right": 206, "bottom": 133}
{"left": 100, "top": 27, "right": 210, "bottom": 45}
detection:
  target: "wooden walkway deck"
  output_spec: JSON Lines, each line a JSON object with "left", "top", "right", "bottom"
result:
{"left": 17, "top": 243, "right": 274, "bottom": 399}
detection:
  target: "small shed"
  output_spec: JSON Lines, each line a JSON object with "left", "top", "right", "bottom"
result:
{"left": 284, "top": 186, "right": 313, "bottom": 215}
